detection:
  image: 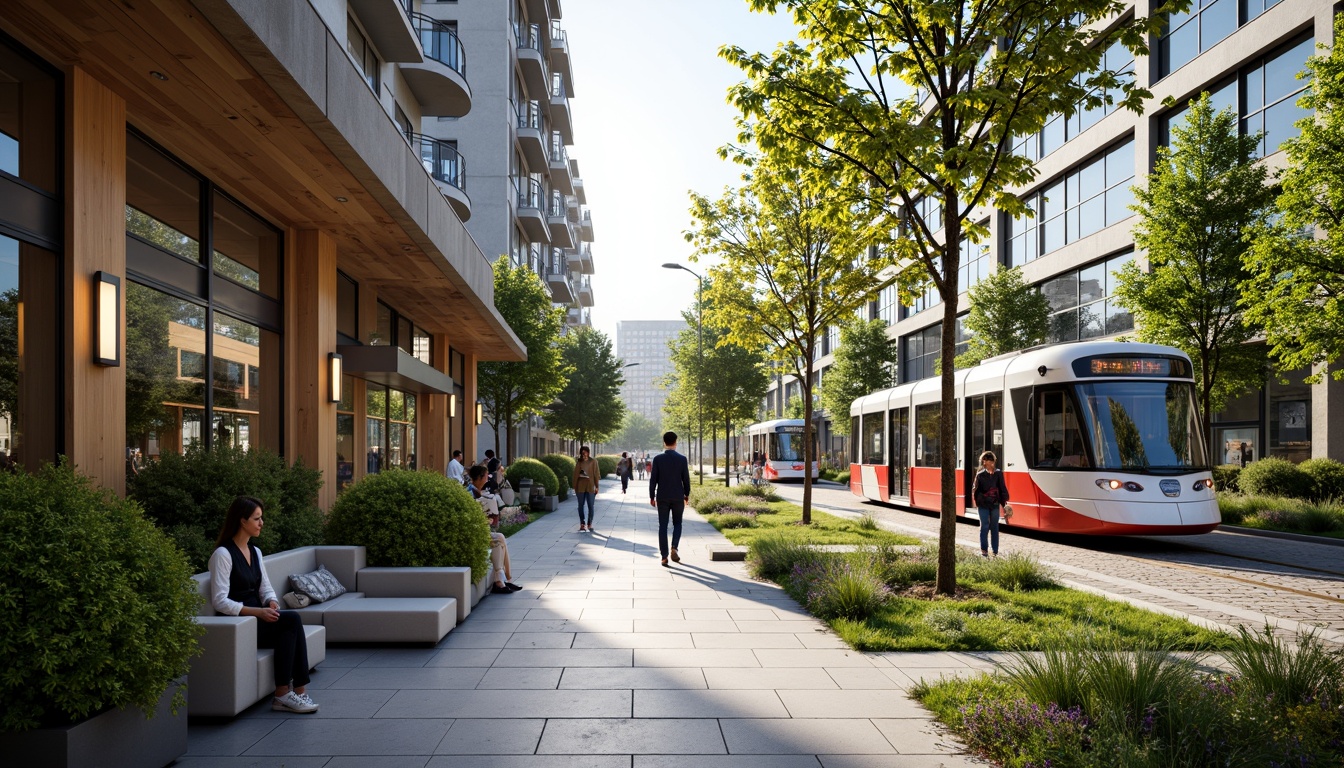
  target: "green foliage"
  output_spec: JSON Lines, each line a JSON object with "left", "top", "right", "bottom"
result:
{"left": 611, "top": 411, "right": 662, "bottom": 451}
{"left": 1212, "top": 464, "right": 1242, "bottom": 493}
{"left": 857, "top": 512, "right": 879, "bottom": 530}
{"left": 1300, "top": 458, "right": 1344, "bottom": 501}
{"left": 125, "top": 283, "right": 205, "bottom": 450}
{"left": 477, "top": 257, "right": 569, "bottom": 462}
{"left": 746, "top": 531, "right": 818, "bottom": 579}
{"left": 795, "top": 559, "right": 893, "bottom": 621}
{"left": 783, "top": 395, "right": 807, "bottom": 419}
{"left": 325, "top": 470, "right": 491, "bottom": 582}
{"left": 1114, "top": 94, "right": 1274, "bottom": 433}
{"left": 0, "top": 461, "right": 201, "bottom": 731}
{"left": 819, "top": 319, "right": 898, "bottom": 434}
{"left": 1225, "top": 625, "right": 1343, "bottom": 706}
{"left": 715, "top": 512, "right": 759, "bottom": 529}
{"left": 128, "top": 445, "right": 324, "bottom": 572}
{"left": 731, "top": 481, "right": 782, "bottom": 502}
{"left": 1245, "top": 18, "right": 1344, "bottom": 383}
{"left": 595, "top": 454, "right": 618, "bottom": 478}
{"left": 505, "top": 458, "right": 560, "bottom": 498}
{"left": 955, "top": 267, "right": 1051, "bottom": 368}
{"left": 959, "top": 552, "right": 1058, "bottom": 592}
{"left": 1219, "top": 493, "right": 1344, "bottom": 536}
{"left": 547, "top": 327, "right": 627, "bottom": 446}
{"left": 834, "top": 470, "right": 850, "bottom": 485}
{"left": 537, "top": 453, "right": 576, "bottom": 493}
{"left": 1001, "top": 645, "right": 1093, "bottom": 712}
{"left": 1238, "top": 457, "right": 1313, "bottom": 499}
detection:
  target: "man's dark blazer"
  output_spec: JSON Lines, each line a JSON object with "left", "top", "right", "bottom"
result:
{"left": 649, "top": 449, "right": 690, "bottom": 504}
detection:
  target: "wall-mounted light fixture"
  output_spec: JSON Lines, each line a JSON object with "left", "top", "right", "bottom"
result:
{"left": 94, "top": 271, "right": 121, "bottom": 367}
{"left": 329, "top": 353, "right": 343, "bottom": 403}
{"left": 475, "top": 401, "right": 484, "bottom": 425}
{"left": 449, "top": 393, "right": 458, "bottom": 419}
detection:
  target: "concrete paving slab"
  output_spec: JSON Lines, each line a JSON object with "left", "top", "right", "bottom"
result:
{"left": 325, "top": 759, "right": 431, "bottom": 768}
{"left": 238, "top": 687, "right": 397, "bottom": 719}
{"left": 633, "top": 619, "right": 743, "bottom": 633}
{"left": 691, "top": 633, "right": 805, "bottom": 649}
{"left": 426, "top": 757, "right": 630, "bottom": 768}
{"left": 778, "top": 689, "right": 927, "bottom": 719}
{"left": 537, "top": 718, "right": 727, "bottom": 754}
{"left": 476, "top": 667, "right": 563, "bottom": 689}
{"left": 573, "top": 631, "right": 696, "bottom": 648}
{"left": 636, "top": 758, "right": 822, "bottom": 768}
{"left": 634, "top": 648, "right": 761, "bottom": 667}
{"left": 872, "top": 718, "right": 961, "bottom": 755}
{"left": 172, "top": 758, "right": 334, "bottom": 768}
{"left": 632, "top": 689, "right": 790, "bottom": 718}
{"left": 426, "top": 648, "right": 503, "bottom": 667}
{"left": 493, "top": 648, "right": 633, "bottom": 667}
{"left": 438, "top": 632, "right": 514, "bottom": 649}
{"left": 503, "top": 632, "right": 576, "bottom": 649}
{"left": 185, "top": 721, "right": 284, "bottom": 756}
{"left": 732, "top": 621, "right": 825, "bottom": 633}
{"left": 331, "top": 667, "right": 486, "bottom": 690}
{"left": 516, "top": 619, "right": 634, "bottom": 633}
{"left": 320, "top": 649, "right": 376, "bottom": 667}
{"left": 455, "top": 619, "right": 523, "bottom": 633}
{"left": 754, "top": 649, "right": 881, "bottom": 668}
{"left": 244, "top": 718, "right": 452, "bottom": 755}
{"left": 720, "top": 718, "right": 896, "bottom": 754}
{"left": 355, "top": 649, "right": 440, "bottom": 668}
{"left": 825, "top": 668, "right": 904, "bottom": 689}
{"left": 434, "top": 719, "right": 545, "bottom": 754}
{"left": 703, "top": 668, "right": 839, "bottom": 690}
{"left": 559, "top": 667, "right": 709, "bottom": 689}
{"left": 375, "top": 689, "right": 632, "bottom": 719}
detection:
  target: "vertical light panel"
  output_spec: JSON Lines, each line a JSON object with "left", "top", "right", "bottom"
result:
{"left": 329, "top": 352, "right": 343, "bottom": 403}
{"left": 94, "top": 271, "right": 120, "bottom": 366}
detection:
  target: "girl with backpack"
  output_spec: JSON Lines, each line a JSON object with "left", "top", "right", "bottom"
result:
{"left": 972, "top": 450, "right": 1010, "bottom": 558}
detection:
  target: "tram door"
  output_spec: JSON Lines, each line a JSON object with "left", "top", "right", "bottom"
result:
{"left": 964, "top": 394, "right": 1004, "bottom": 507}
{"left": 889, "top": 408, "right": 909, "bottom": 497}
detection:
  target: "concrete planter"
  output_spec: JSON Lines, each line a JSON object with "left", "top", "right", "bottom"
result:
{"left": 0, "top": 678, "right": 186, "bottom": 768}
{"left": 541, "top": 494, "right": 558, "bottom": 511}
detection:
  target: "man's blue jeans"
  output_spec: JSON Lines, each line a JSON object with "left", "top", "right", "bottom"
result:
{"left": 576, "top": 492, "right": 596, "bottom": 525}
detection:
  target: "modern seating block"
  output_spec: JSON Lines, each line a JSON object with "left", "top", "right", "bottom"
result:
{"left": 321, "top": 597, "right": 456, "bottom": 643}
{"left": 187, "top": 616, "right": 326, "bottom": 717}
{"left": 358, "top": 566, "right": 472, "bottom": 623}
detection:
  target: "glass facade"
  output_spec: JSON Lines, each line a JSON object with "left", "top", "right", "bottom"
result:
{"left": 1007, "top": 141, "right": 1135, "bottom": 267}
{"left": 1041, "top": 252, "right": 1135, "bottom": 342}
{"left": 902, "top": 325, "right": 941, "bottom": 383}
{"left": 365, "top": 383, "right": 417, "bottom": 472}
{"left": 1016, "top": 41, "right": 1135, "bottom": 162}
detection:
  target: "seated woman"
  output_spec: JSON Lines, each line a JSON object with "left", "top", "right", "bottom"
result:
{"left": 468, "top": 465, "right": 522, "bottom": 595}
{"left": 208, "top": 496, "right": 318, "bottom": 714}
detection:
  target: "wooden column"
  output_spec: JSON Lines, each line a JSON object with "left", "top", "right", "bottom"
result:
{"left": 419, "top": 333, "right": 451, "bottom": 476}
{"left": 64, "top": 68, "right": 126, "bottom": 495}
{"left": 464, "top": 351, "right": 479, "bottom": 463}
{"left": 285, "top": 230, "right": 338, "bottom": 511}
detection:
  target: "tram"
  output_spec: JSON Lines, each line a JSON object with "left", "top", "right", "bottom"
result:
{"left": 742, "top": 419, "right": 821, "bottom": 481}
{"left": 849, "top": 341, "right": 1220, "bottom": 535}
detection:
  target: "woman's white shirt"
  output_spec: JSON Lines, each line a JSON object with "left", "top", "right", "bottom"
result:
{"left": 207, "top": 545, "right": 278, "bottom": 616}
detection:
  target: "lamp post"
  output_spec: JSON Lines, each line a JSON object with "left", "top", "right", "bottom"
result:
{"left": 662, "top": 262, "right": 703, "bottom": 485}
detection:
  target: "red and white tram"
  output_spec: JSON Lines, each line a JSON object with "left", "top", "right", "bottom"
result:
{"left": 849, "top": 341, "right": 1219, "bottom": 535}
{"left": 742, "top": 419, "right": 820, "bottom": 481}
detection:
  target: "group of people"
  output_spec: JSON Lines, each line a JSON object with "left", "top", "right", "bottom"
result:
{"left": 569, "top": 435, "right": 690, "bottom": 568}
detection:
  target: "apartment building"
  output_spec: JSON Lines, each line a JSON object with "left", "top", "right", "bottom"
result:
{"left": 0, "top": 0, "right": 526, "bottom": 508}
{"left": 617, "top": 320, "right": 688, "bottom": 424}
{"left": 762, "top": 0, "right": 1344, "bottom": 465}
{"left": 417, "top": 0, "right": 596, "bottom": 459}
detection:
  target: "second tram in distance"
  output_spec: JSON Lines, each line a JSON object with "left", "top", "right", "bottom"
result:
{"left": 742, "top": 418, "right": 820, "bottom": 481}
{"left": 849, "top": 341, "right": 1220, "bottom": 535}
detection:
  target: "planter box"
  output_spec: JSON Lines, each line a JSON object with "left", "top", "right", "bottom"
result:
{"left": 0, "top": 679, "right": 186, "bottom": 768}
{"left": 541, "top": 494, "right": 558, "bottom": 511}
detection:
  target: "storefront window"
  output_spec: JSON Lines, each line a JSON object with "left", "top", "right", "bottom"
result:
{"left": 365, "top": 383, "right": 417, "bottom": 473}
{"left": 0, "top": 39, "right": 59, "bottom": 192}
{"left": 337, "top": 272, "right": 358, "bottom": 341}
{"left": 125, "top": 282, "right": 207, "bottom": 461}
{"left": 212, "top": 190, "right": 280, "bottom": 297}
{"left": 336, "top": 375, "right": 355, "bottom": 491}
{"left": 1268, "top": 366, "right": 1311, "bottom": 463}
{"left": 0, "top": 234, "right": 60, "bottom": 469}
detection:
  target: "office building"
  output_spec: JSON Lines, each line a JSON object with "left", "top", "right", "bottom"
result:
{"left": 617, "top": 320, "right": 687, "bottom": 424}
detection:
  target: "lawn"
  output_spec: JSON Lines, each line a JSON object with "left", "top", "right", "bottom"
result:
{"left": 1219, "top": 494, "right": 1344, "bottom": 539}
{"left": 689, "top": 485, "right": 920, "bottom": 547}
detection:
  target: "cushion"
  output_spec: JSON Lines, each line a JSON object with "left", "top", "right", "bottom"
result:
{"left": 290, "top": 565, "right": 347, "bottom": 603}
{"left": 281, "top": 591, "right": 311, "bottom": 609}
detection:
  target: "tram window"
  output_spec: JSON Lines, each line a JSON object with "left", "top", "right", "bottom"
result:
{"left": 851, "top": 417, "right": 860, "bottom": 463}
{"left": 862, "top": 414, "right": 884, "bottom": 464}
{"left": 1037, "top": 389, "right": 1089, "bottom": 468}
{"left": 915, "top": 403, "right": 941, "bottom": 466}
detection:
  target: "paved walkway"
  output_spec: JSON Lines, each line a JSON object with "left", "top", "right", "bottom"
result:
{"left": 181, "top": 479, "right": 987, "bottom": 767}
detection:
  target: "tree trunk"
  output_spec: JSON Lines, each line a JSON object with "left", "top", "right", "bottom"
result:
{"left": 712, "top": 425, "right": 718, "bottom": 477}
{"left": 935, "top": 207, "right": 962, "bottom": 596}
{"left": 802, "top": 383, "right": 814, "bottom": 525}
{"left": 725, "top": 415, "right": 732, "bottom": 487}
{"left": 505, "top": 403, "right": 515, "bottom": 464}
{"left": 494, "top": 416, "right": 504, "bottom": 465}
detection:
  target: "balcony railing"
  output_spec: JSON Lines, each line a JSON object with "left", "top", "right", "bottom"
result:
{"left": 410, "top": 13, "right": 466, "bottom": 77}
{"left": 515, "top": 99, "right": 543, "bottom": 131}
{"left": 551, "top": 72, "right": 566, "bottom": 100}
{"left": 515, "top": 176, "right": 545, "bottom": 210}
{"left": 550, "top": 136, "right": 569, "bottom": 166}
{"left": 515, "top": 21, "right": 543, "bottom": 51}
{"left": 413, "top": 133, "right": 465, "bottom": 192}
{"left": 549, "top": 192, "right": 570, "bottom": 218}
{"left": 549, "top": 21, "right": 567, "bottom": 47}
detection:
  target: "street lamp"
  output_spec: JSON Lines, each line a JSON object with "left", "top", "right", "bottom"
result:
{"left": 662, "top": 262, "right": 703, "bottom": 485}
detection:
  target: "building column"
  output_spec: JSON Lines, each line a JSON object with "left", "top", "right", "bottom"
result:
{"left": 286, "top": 229, "right": 338, "bottom": 511}
{"left": 420, "top": 333, "right": 451, "bottom": 476}
{"left": 464, "top": 351, "right": 479, "bottom": 463}
{"left": 1312, "top": 366, "right": 1344, "bottom": 462}
{"left": 64, "top": 67, "right": 126, "bottom": 495}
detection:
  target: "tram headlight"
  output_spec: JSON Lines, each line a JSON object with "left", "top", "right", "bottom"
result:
{"left": 1193, "top": 478, "right": 1214, "bottom": 492}
{"left": 1096, "top": 478, "right": 1145, "bottom": 492}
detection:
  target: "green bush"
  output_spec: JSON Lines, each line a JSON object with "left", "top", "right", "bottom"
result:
{"left": 0, "top": 462, "right": 201, "bottom": 731}
{"left": 128, "top": 445, "right": 324, "bottom": 572}
{"left": 834, "top": 471, "right": 851, "bottom": 485}
{"left": 539, "top": 453, "right": 576, "bottom": 490}
{"left": 804, "top": 561, "right": 892, "bottom": 621}
{"left": 747, "top": 531, "right": 817, "bottom": 579}
{"left": 1212, "top": 464, "right": 1242, "bottom": 493}
{"left": 325, "top": 469, "right": 491, "bottom": 582}
{"left": 959, "top": 552, "right": 1056, "bottom": 592}
{"left": 1224, "top": 624, "right": 1343, "bottom": 705}
{"left": 1300, "top": 458, "right": 1344, "bottom": 502}
{"left": 596, "top": 454, "right": 619, "bottom": 478}
{"left": 1239, "top": 457, "right": 1313, "bottom": 499}
{"left": 731, "top": 482, "right": 782, "bottom": 502}
{"left": 715, "top": 512, "right": 758, "bottom": 529}
{"left": 505, "top": 458, "right": 560, "bottom": 497}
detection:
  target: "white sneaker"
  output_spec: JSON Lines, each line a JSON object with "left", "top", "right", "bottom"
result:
{"left": 272, "top": 690, "right": 319, "bottom": 713}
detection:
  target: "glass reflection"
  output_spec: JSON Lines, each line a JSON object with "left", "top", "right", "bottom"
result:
{"left": 125, "top": 282, "right": 207, "bottom": 465}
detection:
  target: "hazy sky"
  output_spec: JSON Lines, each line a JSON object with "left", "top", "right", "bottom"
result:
{"left": 562, "top": 0, "right": 799, "bottom": 342}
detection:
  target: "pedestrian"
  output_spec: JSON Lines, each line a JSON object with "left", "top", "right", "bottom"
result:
{"left": 972, "top": 450, "right": 1010, "bottom": 558}
{"left": 636, "top": 453, "right": 645, "bottom": 480}
{"left": 649, "top": 431, "right": 691, "bottom": 567}
{"left": 617, "top": 451, "right": 632, "bottom": 494}
{"left": 468, "top": 466, "right": 522, "bottom": 594}
{"left": 446, "top": 449, "right": 465, "bottom": 484}
{"left": 572, "top": 445, "right": 599, "bottom": 532}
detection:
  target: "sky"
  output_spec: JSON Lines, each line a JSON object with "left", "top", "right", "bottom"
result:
{"left": 561, "top": 0, "right": 800, "bottom": 343}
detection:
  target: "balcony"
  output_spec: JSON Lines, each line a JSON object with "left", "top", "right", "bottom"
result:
{"left": 576, "top": 274, "right": 594, "bottom": 307}
{"left": 402, "top": 13, "right": 471, "bottom": 117}
{"left": 579, "top": 207, "right": 594, "bottom": 242}
{"left": 514, "top": 99, "right": 548, "bottom": 169}
{"left": 572, "top": 169, "right": 586, "bottom": 204}
{"left": 349, "top": 0, "right": 421, "bottom": 62}
{"left": 547, "top": 193, "right": 576, "bottom": 250}
{"left": 414, "top": 133, "right": 470, "bottom": 221}
{"left": 548, "top": 136, "right": 572, "bottom": 194}
{"left": 565, "top": 307, "right": 590, "bottom": 328}
{"left": 549, "top": 72, "right": 573, "bottom": 144}
{"left": 544, "top": 251, "right": 575, "bottom": 304}
{"left": 568, "top": 244, "right": 594, "bottom": 275}
{"left": 524, "top": 0, "right": 552, "bottom": 26}
{"left": 548, "top": 21, "right": 571, "bottom": 82}
{"left": 513, "top": 177, "right": 549, "bottom": 241}
{"left": 514, "top": 23, "right": 550, "bottom": 100}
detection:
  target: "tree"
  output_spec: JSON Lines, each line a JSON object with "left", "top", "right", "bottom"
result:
{"left": 476, "top": 257, "right": 568, "bottom": 463}
{"left": 1246, "top": 21, "right": 1344, "bottom": 382}
{"left": 723, "top": 0, "right": 1167, "bottom": 594}
{"left": 688, "top": 151, "right": 887, "bottom": 523}
{"left": 666, "top": 300, "right": 770, "bottom": 483}
{"left": 784, "top": 394, "right": 807, "bottom": 419}
{"left": 611, "top": 411, "right": 662, "bottom": 452}
{"left": 1114, "top": 94, "right": 1273, "bottom": 439}
{"left": 820, "top": 319, "right": 899, "bottom": 434}
{"left": 547, "top": 327, "right": 627, "bottom": 447}
{"left": 955, "top": 266, "right": 1051, "bottom": 368}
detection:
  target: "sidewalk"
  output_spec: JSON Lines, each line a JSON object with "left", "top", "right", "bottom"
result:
{"left": 181, "top": 478, "right": 987, "bottom": 767}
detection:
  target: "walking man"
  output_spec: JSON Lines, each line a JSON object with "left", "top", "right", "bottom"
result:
{"left": 649, "top": 431, "right": 690, "bottom": 567}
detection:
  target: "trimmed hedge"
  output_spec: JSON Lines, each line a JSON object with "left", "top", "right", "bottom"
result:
{"left": 1212, "top": 464, "right": 1242, "bottom": 494}
{"left": 539, "top": 454, "right": 576, "bottom": 494}
{"left": 1301, "top": 458, "right": 1344, "bottom": 502}
{"left": 0, "top": 461, "right": 201, "bottom": 731}
{"left": 1239, "top": 457, "right": 1313, "bottom": 499}
{"left": 506, "top": 458, "right": 560, "bottom": 497}
{"left": 325, "top": 469, "right": 491, "bottom": 582}
{"left": 596, "top": 454, "right": 619, "bottom": 478}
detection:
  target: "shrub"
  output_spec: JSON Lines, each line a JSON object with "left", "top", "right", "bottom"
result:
{"left": 505, "top": 458, "right": 560, "bottom": 497}
{"left": 0, "top": 461, "right": 201, "bottom": 731}
{"left": 731, "top": 482, "right": 782, "bottom": 502}
{"left": 874, "top": 543, "right": 938, "bottom": 586}
{"left": 129, "top": 444, "right": 324, "bottom": 572}
{"left": 1223, "top": 624, "right": 1343, "bottom": 705}
{"left": 1239, "top": 457, "right": 1312, "bottom": 499}
{"left": 596, "top": 454, "right": 619, "bottom": 478}
{"left": 803, "top": 560, "right": 892, "bottom": 621}
{"left": 1081, "top": 647, "right": 1201, "bottom": 733}
{"left": 1300, "top": 458, "right": 1344, "bottom": 502}
{"left": 834, "top": 471, "right": 851, "bottom": 485}
{"left": 960, "top": 552, "right": 1056, "bottom": 592}
{"left": 715, "top": 511, "right": 758, "bottom": 529}
{"left": 857, "top": 512, "right": 879, "bottom": 530}
{"left": 1001, "top": 645, "right": 1092, "bottom": 712}
{"left": 924, "top": 607, "right": 967, "bottom": 637}
{"left": 1212, "top": 464, "right": 1242, "bottom": 493}
{"left": 326, "top": 469, "right": 492, "bottom": 582}
{"left": 538, "top": 453, "right": 576, "bottom": 490}
{"left": 747, "top": 531, "right": 817, "bottom": 579}
{"left": 958, "top": 697, "right": 1090, "bottom": 767}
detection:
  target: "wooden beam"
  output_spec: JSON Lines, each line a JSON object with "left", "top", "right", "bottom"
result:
{"left": 286, "top": 229, "right": 338, "bottom": 511}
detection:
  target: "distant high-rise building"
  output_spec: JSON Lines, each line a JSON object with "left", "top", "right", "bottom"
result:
{"left": 617, "top": 321, "right": 688, "bottom": 424}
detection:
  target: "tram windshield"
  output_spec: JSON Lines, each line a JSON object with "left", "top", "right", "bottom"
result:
{"left": 1073, "top": 381, "right": 1209, "bottom": 470}
{"left": 770, "top": 429, "right": 811, "bottom": 462}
